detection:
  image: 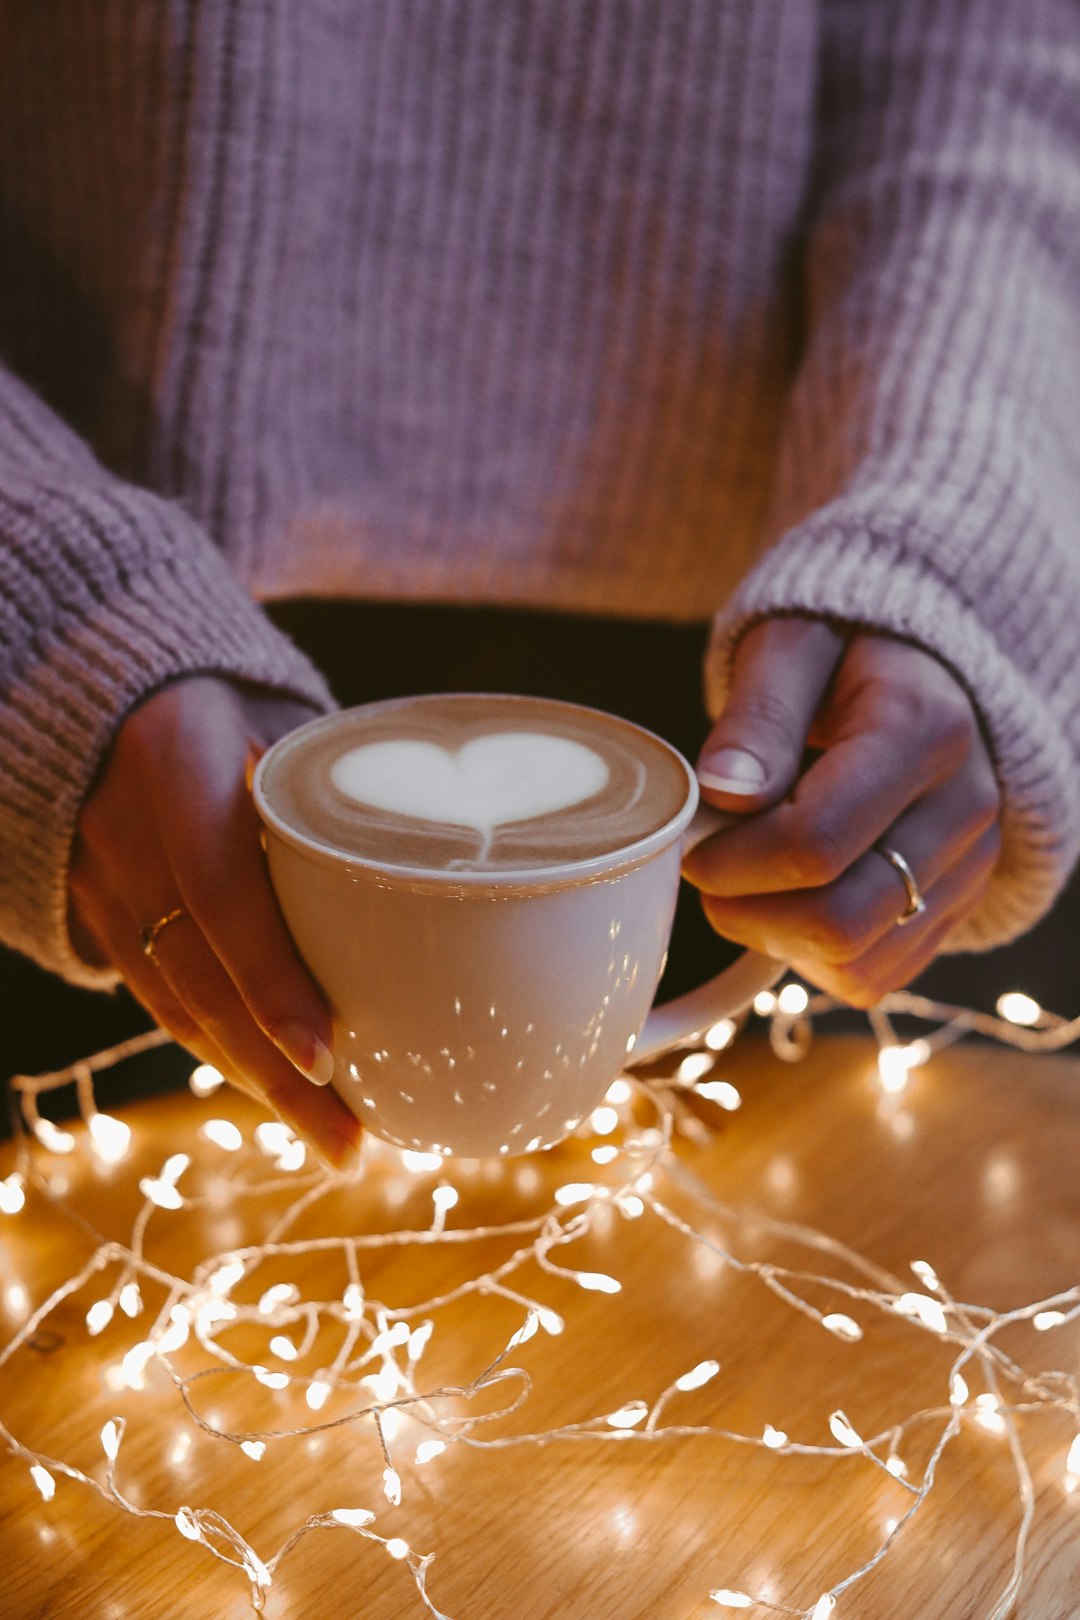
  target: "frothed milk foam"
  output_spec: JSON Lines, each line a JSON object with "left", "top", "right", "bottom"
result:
{"left": 259, "top": 695, "right": 688, "bottom": 874}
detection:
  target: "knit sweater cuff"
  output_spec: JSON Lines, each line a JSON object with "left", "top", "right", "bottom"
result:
{"left": 704, "top": 521, "right": 1080, "bottom": 953}
{"left": 1, "top": 528, "right": 334, "bottom": 988}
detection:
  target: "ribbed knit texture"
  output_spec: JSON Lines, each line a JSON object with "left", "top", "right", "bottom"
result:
{"left": 0, "top": 0, "right": 1076, "bottom": 980}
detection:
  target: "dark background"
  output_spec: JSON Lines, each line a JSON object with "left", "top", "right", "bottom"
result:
{"left": 3, "top": 601, "right": 1076, "bottom": 1124}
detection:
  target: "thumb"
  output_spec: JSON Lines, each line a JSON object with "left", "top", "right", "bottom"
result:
{"left": 697, "top": 617, "right": 847, "bottom": 811}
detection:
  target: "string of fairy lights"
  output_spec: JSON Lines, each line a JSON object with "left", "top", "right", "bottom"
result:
{"left": 1, "top": 983, "right": 1078, "bottom": 1618}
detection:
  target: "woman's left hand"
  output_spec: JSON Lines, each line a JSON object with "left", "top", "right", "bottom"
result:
{"left": 682, "top": 617, "right": 1002, "bottom": 1007}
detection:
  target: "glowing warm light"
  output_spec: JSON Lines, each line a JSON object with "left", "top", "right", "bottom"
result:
{"left": 606, "top": 1401, "right": 648, "bottom": 1430}
{"left": 86, "top": 1299, "right": 114, "bottom": 1336}
{"left": 554, "top": 1182, "right": 596, "bottom": 1207}
{"left": 573, "top": 1271, "right": 621, "bottom": 1294}
{"left": 592, "top": 1144, "right": 619, "bottom": 1164}
{"left": 1066, "top": 1435, "right": 1080, "bottom": 1475}
{"left": 895, "top": 1293, "right": 948, "bottom": 1335}
{"left": 675, "top": 1360, "right": 720, "bottom": 1392}
{"left": 270, "top": 1335, "right": 299, "bottom": 1362}
{"left": 120, "top": 1341, "right": 155, "bottom": 1389}
{"left": 753, "top": 989, "right": 777, "bottom": 1015}
{"left": 139, "top": 1175, "right": 183, "bottom": 1210}
{"left": 382, "top": 1466, "right": 402, "bottom": 1505}
{"left": 763, "top": 1424, "right": 787, "bottom": 1449}
{"left": 189, "top": 1063, "right": 225, "bottom": 1096}
{"left": 386, "top": 1538, "right": 410, "bottom": 1561}
{"left": 705, "top": 1018, "right": 736, "bottom": 1051}
{"left": 101, "top": 1421, "right": 120, "bottom": 1461}
{"left": 254, "top": 1122, "right": 295, "bottom": 1158}
{"left": 1035, "top": 1310, "right": 1067, "bottom": 1331}
{"left": 119, "top": 1283, "right": 142, "bottom": 1318}
{"left": 432, "top": 1183, "right": 458, "bottom": 1213}
{"left": 974, "top": 1394, "right": 1007, "bottom": 1435}
{"left": 4, "top": 1282, "right": 29, "bottom": 1315}
{"left": 696, "top": 1079, "right": 742, "bottom": 1111}
{"left": 777, "top": 982, "right": 809, "bottom": 1016}
{"left": 877, "top": 1040, "right": 930, "bottom": 1092}
{"left": 331, "top": 1507, "right": 375, "bottom": 1527}
{"left": 259, "top": 1283, "right": 299, "bottom": 1314}
{"left": 201, "top": 1119, "right": 243, "bottom": 1151}
{"left": 240, "top": 1440, "right": 266, "bottom": 1461}
{"left": 509, "top": 1313, "right": 539, "bottom": 1348}
{"left": 33, "top": 1118, "right": 76, "bottom": 1154}
{"left": 605, "top": 1079, "right": 633, "bottom": 1105}
{"left": 822, "top": 1312, "right": 863, "bottom": 1342}
{"left": 910, "top": 1260, "right": 940, "bottom": 1290}
{"left": 616, "top": 1193, "right": 645, "bottom": 1218}
{"left": 829, "top": 1411, "right": 863, "bottom": 1449}
{"left": 886, "top": 1455, "right": 908, "bottom": 1478}
{"left": 997, "top": 991, "right": 1041, "bottom": 1027}
{"left": 402, "top": 1150, "right": 443, "bottom": 1173}
{"left": 0, "top": 1172, "right": 26, "bottom": 1215}
{"left": 812, "top": 1595, "right": 836, "bottom": 1619}
{"left": 342, "top": 1283, "right": 365, "bottom": 1320}
{"left": 208, "top": 1259, "right": 246, "bottom": 1296}
{"left": 675, "top": 1052, "right": 714, "bottom": 1084}
{"left": 710, "top": 1593, "right": 753, "bottom": 1609}
{"left": 538, "top": 1307, "right": 565, "bottom": 1335}
{"left": 416, "top": 1440, "right": 446, "bottom": 1464}
{"left": 370, "top": 1322, "right": 410, "bottom": 1356}
{"left": 589, "top": 1105, "right": 619, "bottom": 1135}
{"left": 253, "top": 1367, "right": 290, "bottom": 1390}
{"left": 175, "top": 1507, "right": 203, "bottom": 1541}
{"left": 306, "top": 1380, "right": 332, "bottom": 1412}
{"left": 88, "top": 1113, "right": 132, "bottom": 1164}
{"left": 950, "top": 1374, "right": 969, "bottom": 1406}
{"left": 30, "top": 1464, "right": 55, "bottom": 1501}
{"left": 408, "top": 1322, "right": 433, "bottom": 1359}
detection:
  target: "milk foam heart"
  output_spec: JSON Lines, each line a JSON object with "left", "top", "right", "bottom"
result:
{"left": 330, "top": 732, "right": 610, "bottom": 833}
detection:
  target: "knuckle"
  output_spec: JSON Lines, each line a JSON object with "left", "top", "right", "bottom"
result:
{"left": 806, "top": 889, "right": 873, "bottom": 962}
{"left": 785, "top": 811, "right": 849, "bottom": 888}
{"left": 729, "top": 686, "right": 805, "bottom": 752}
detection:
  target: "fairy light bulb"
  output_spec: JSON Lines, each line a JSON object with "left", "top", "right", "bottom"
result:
{"left": 554, "top": 1182, "right": 595, "bottom": 1207}
{"left": 306, "top": 1380, "right": 332, "bottom": 1412}
{"left": 1035, "top": 1310, "right": 1067, "bottom": 1331}
{"left": 895, "top": 1293, "right": 948, "bottom": 1334}
{"left": 240, "top": 1441, "right": 266, "bottom": 1461}
{"left": 342, "top": 1283, "right": 364, "bottom": 1320}
{"left": 705, "top": 1018, "right": 736, "bottom": 1051}
{"left": 950, "top": 1373, "right": 969, "bottom": 1407}
{"left": 258, "top": 1283, "right": 299, "bottom": 1315}
{"left": 696, "top": 1079, "right": 742, "bottom": 1110}
{"left": 253, "top": 1367, "right": 290, "bottom": 1390}
{"left": 605, "top": 1078, "right": 633, "bottom": 1105}
{"left": 590, "top": 1105, "right": 619, "bottom": 1135}
{"left": 118, "top": 1283, "right": 142, "bottom": 1318}
{"left": 606, "top": 1402, "right": 648, "bottom": 1430}
{"left": 573, "top": 1270, "right": 621, "bottom": 1294}
{"left": 208, "top": 1259, "right": 245, "bottom": 1297}
{"left": 811, "top": 1596, "right": 836, "bottom": 1619}
{"left": 591, "top": 1144, "right": 619, "bottom": 1164}
{"left": 385, "top": 1538, "right": 410, "bottom": 1561}
{"left": 189, "top": 1063, "right": 225, "bottom": 1096}
{"left": 675, "top": 1052, "right": 714, "bottom": 1084}
{"left": 402, "top": 1150, "right": 442, "bottom": 1172}
{"left": 509, "top": 1313, "right": 539, "bottom": 1348}
{"left": 0, "top": 1173, "right": 26, "bottom": 1215}
{"left": 753, "top": 989, "right": 777, "bottom": 1015}
{"left": 829, "top": 1412, "right": 862, "bottom": 1449}
{"left": 331, "top": 1508, "right": 375, "bottom": 1527}
{"left": 88, "top": 1113, "right": 131, "bottom": 1164}
{"left": 996, "top": 991, "right": 1041, "bottom": 1027}
{"left": 101, "top": 1421, "right": 121, "bottom": 1461}
{"left": 432, "top": 1183, "right": 458, "bottom": 1213}
{"left": 175, "top": 1510, "right": 202, "bottom": 1541}
{"left": 415, "top": 1440, "right": 446, "bottom": 1464}
{"left": 382, "top": 1466, "right": 402, "bottom": 1506}
{"left": 710, "top": 1593, "right": 753, "bottom": 1609}
{"left": 269, "top": 1335, "right": 299, "bottom": 1362}
{"left": 120, "top": 1340, "right": 155, "bottom": 1390}
{"left": 822, "top": 1313, "right": 862, "bottom": 1342}
{"left": 33, "top": 1118, "right": 75, "bottom": 1154}
{"left": 86, "top": 1299, "right": 114, "bottom": 1336}
{"left": 763, "top": 1424, "right": 787, "bottom": 1449}
{"left": 407, "top": 1322, "right": 433, "bottom": 1360}
{"left": 777, "top": 983, "right": 809, "bottom": 1016}
{"left": 201, "top": 1119, "right": 243, "bottom": 1151}
{"left": 30, "top": 1464, "right": 56, "bottom": 1501}
{"left": 675, "top": 1360, "right": 719, "bottom": 1392}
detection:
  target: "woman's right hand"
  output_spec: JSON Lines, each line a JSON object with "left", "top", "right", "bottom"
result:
{"left": 68, "top": 675, "right": 364, "bottom": 1170}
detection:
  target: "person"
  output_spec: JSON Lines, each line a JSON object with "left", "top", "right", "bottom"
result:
{"left": 1, "top": 2, "right": 1077, "bottom": 1170}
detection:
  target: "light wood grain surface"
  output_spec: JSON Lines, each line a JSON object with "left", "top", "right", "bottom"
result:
{"left": 1, "top": 1033, "right": 1078, "bottom": 1620}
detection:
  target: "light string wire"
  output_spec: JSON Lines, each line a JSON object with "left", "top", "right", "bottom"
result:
{"left": 1, "top": 984, "right": 1077, "bottom": 1618}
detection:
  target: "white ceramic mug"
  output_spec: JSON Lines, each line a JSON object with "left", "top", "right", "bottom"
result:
{"left": 253, "top": 699, "right": 785, "bottom": 1158}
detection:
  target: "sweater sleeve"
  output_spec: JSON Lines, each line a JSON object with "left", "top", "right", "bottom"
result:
{"left": 0, "top": 366, "right": 335, "bottom": 988}
{"left": 705, "top": 0, "right": 1080, "bottom": 951}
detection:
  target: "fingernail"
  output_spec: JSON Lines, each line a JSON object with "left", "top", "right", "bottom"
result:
{"left": 274, "top": 1021, "right": 336, "bottom": 1086}
{"left": 697, "top": 748, "right": 768, "bottom": 794}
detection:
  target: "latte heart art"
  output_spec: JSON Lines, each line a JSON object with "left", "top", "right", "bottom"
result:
{"left": 330, "top": 731, "right": 610, "bottom": 835}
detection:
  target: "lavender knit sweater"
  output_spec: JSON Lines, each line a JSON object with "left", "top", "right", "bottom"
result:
{"left": 0, "top": 0, "right": 1078, "bottom": 985}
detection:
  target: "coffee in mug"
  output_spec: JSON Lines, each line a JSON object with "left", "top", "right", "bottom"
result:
{"left": 254, "top": 695, "right": 782, "bottom": 1158}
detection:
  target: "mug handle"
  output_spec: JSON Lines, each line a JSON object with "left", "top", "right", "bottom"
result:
{"left": 627, "top": 803, "right": 787, "bottom": 1067}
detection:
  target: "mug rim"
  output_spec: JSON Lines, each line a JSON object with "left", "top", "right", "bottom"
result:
{"left": 251, "top": 692, "right": 701, "bottom": 889}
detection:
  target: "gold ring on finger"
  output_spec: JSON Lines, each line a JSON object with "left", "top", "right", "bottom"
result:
{"left": 140, "top": 906, "right": 191, "bottom": 960}
{"left": 874, "top": 843, "right": 926, "bottom": 926}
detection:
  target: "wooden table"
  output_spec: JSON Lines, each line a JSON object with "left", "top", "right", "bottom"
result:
{"left": 1, "top": 1033, "right": 1078, "bottom": 1619}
